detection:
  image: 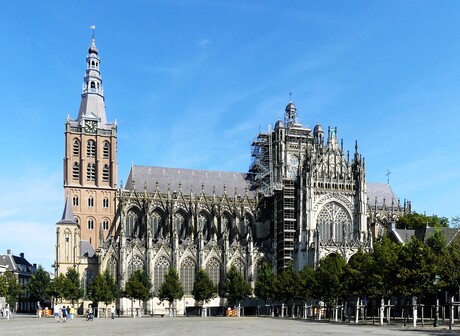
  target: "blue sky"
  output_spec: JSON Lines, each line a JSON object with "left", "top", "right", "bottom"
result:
{"left": 0, "top": 1, "right": 459, "bottom": 271}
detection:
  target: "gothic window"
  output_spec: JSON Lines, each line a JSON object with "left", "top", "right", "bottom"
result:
{"left": 128, "top": 256, "right": 143, "bottom": 279}
{"left": 87, "top": 219, "right": 94, "bottom": 230}
{"left": 82, "top": 271, "right": 95, "bottom": 296}
{"left": 180, "top": 257, "right": 195, "bottom": 295}
{"left": 175, "top": 212, "right": 187, "bottom": 241}
{"left": 64, "top": 228, "right": 71, "bottom": 262}
{"left": 72, "top": 195, "right": 79, "bottom": 206}
{"left": 126, "top": 211, "right": 139, "bottom": 237}
{"left": 232, "top": 258, "right": 246, "bottom": 278}
{"left": 87, "top": 140, "right": 96, "bottom": 158}
{"left": 153, "top": 256, "right": 170, "bottom": 294}
{"left": 102, "top": 197, "right": 109, "bottom": 208}
{"left": 108, "top": 257, "right": 117, "bottom": 281}
{"left": 151, "top": 212, "right": 163, "bottom": 239}
{"left": 103, "top": 142, "right": 110, "bottom": 158}
{"left": 206, "top": 258, "right": 221, "bottom": 287}
{"left": 317, "top": 202, "right": 352, "bottom": 243}
{"left": 72, "top": 139, "right": 80, "bottom": 156}
{"left": 102, "top": 219, "right": 109, "bottom": 230}
{"left": 199, "top": 213, "right": 210, "bottom": 241}
{"left": 87, "top": 163, "right": 96, "bottom": 181}
{"left": 102, "top": 164, "right": 110, "bottom": 182}
{"left": 238, "top": 216, "right": 251, "bottom": 238}
{"left": 88, "top": 196, "right": 94, "bottom": 207}
{"left": 72, "top": 162, "right": 80, "bottom": 180}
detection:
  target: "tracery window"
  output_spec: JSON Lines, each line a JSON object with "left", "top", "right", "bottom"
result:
{"left": 73, "top": 139, "right": 80, "bottom": 156}
{"left": 128, "top": 256, "right": 143, "bottom": 279}
{"left": 175, "top": 212, "right": 187, "bottom": 241}
{"left": 103, "top": 142, "right": 110, "bottom": 158}
{"left": 232, "top": 258, "right": 246, "bottom": 278}
{"left": 126, "top": 211, "right": 139, "bottom": 237}
{"left": 87, "top": 140, "right": 96, "bottom": 158}
{"left": 206, "top": 258, "right": 221, "bottom": 287}
{"left": 72, "top": 162, "right": 80, "bottom": 180}
{"left": 223, "top": 214, "right": 234, "bottom": 242}
{"left": 180, "top": 257, "right": 195, "bottom": 295}
{"left": 317, "top": 202, "right": 352, "bottom": 242}
{"left": 151, "top": 212, "right": 163, "bottom": 239}
{"left": 108, "top": 256, "right": 117, "bottom": 281}
{"left": 153, "top": 256, "right": 170, "bottom": 294}
{"left": 199, "top": 213, "right": 210, "bottom": 241}
{"left": 87, "top": 163, "right": 96, "bottom": 181}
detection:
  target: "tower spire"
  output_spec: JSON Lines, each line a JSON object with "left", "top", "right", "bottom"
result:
{"left": 77, "top": 28, "right": 107, "bottom": 125}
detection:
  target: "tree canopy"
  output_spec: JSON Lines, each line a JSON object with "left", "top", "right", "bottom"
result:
{"left": 221, "top": 265, "right": 252, "bottom": 306}
{"left": 192, "top": 269, "right": 217, "bottom": 304}
{"left": 158, "top": 268, "right": 184, "bottom": 304}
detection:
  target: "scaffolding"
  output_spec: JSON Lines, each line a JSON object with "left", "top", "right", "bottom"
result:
{"left": 276, "top": 180, "right": 296, "bottom": 272}
{"left": 249, "top": 131, "right": 274, "bottom": 197}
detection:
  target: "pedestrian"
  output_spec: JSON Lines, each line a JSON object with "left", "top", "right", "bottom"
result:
{"left": 61, "top": 306, "right": 67, "bottom": 323}
{"left": 70, "top": 306, "right": 75, "bottom": 319}
{"left": 111, "top": 306, "right": 115, "bottom": 319}
{"left": 54, "top": 304, "right": 59, "bottom": 322}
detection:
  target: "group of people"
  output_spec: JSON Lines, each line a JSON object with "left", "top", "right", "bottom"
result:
{"left": 2, "top": 304, "right": 11, "bottom": 319}
{"left": 53, "top": 304, "right": 74, "bottom": 322}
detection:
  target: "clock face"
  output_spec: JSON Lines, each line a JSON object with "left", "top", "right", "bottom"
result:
{"left": 85, "top": 120, "right": 97, "bottom": 132}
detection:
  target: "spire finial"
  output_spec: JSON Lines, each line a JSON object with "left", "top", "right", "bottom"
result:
{"left": 386, "top": 169, "right": 391, "bottom": 184}
{"left": 90, "top": 25, "right": 96, "bottom": 40}
{"left": 289, "top": 91, "right": 293, "bottom": 102}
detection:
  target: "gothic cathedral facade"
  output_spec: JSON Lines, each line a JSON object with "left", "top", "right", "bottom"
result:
{"left": 55, "top": 37, "right": 408, "bottom": 315}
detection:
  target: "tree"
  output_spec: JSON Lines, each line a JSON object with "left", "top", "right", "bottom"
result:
{"left": 2, "top": 271, "right": 22, "bottom": 308}
{"left": 104, "top": 270, "right": 119, "bottom": 305}
{"left": 65, "top": 267, "right": 83, "bottom": 304}
{"left": 48, "top": 273, "right": 68, "bottom": 304}
{"left": 221, "top": 265, "right": 252, "bottom": 313}
{"left": 451, "top": 215, "right": 460, "bottom": 228}
{"left": 314, "top": 254, "right": 347, "bottom": 307}
{"left": 254, "top": 261, "right": 277, "bottom": 304}
{"left": 88, "top": 273, "right": 110, "bottom": 306}
{"left": 274, "top": 264, "right": 302, "bottom": 317}
{"left": 397, "top": 212, "right": 448, "bottom": 230}
{"left": 26, "top": 266, "right": 51, "bottom": 306}
{"left": 191, "top": 269, "right": 217, "bottom": 316}
{"left": 0, "top": 273, "right": 7, "bottom": 298}
{"left": 123, "top": 270, "right": 153, "bottom": 316}
{"left": 158, "top": 268, "right": 184, "bottom": 317}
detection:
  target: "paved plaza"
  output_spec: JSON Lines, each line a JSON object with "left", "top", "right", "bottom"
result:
{"left": 0, "top": 315, "right": 457, "bottom": 336}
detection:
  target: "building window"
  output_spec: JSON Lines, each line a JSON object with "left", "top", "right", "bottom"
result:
{"left": 128, "top": 256, "right": 143, "bottom": 279}
{"left": 87, "top": 163, "right": 96, "bottom": 181}
{"left": 88, "top": 196, "right": 94, "bottom": 207}
{"left": 180, "top": 257, "right": 195, "bottom": 295}
{"left": 232, "top": 258, "right": 246, "bottom": 278}
{"left": 317, "top": 202, "right": 352, "bottom": 243}
{"left": 102, "top": 219, "right": 109, "bottom": 230}
{"left": 126, "top": 211, "right": 139, "bottom": 237}
{"left": 73, "top": 139, "right": 80, "bottom": 156}
{"left": 88, "top": 219, "right": 94, "bottom": 230}
{"left": 199, "top": 213, "right": 210, "bottom": 241}
{"left": 206, "top": 258, "right": 221, "bottom": 288}
{"left": 72, "top": 195, "right": 79, "bottom": 206}
{"left": 72, "top": 162, "right": 80, "bottom": 180}
{"left": 175, "top": 213, "right": 187, "bottom": 241}
{"left": 103, "top": 142, "right": 110, "bottom": 158}
{"left": 102, "top": 164, "right": 110, "bottom": 182}
{"left": 103, "top": 197, "right": 109, "bottom": 208}
{"left": 64, "top": 229, "right": 72, "bottom": 262}
{"left": 152, "top": 212, "right": 163, "bottom": 239}
{"left": 108, "top": 257, "right": 117, "bottom": 281}
{"left": 87, "top": 140, "right": 96, "bottom": 158}
{"left": 153, "top": 256, "right": 170, "bottom": 294}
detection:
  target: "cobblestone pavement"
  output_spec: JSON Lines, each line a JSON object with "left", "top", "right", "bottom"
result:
{"left": 0, "top": 315, "right": 457, "bottom": 336}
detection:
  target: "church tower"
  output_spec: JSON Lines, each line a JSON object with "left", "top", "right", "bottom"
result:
{"left": 57, "top": 35, "right": 118, "bottom": 276}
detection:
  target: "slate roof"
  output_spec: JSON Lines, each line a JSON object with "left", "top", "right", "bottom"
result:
{"left": 366, "top": 183, "right": 399, "bottom": 208}
{"left": 125, "top": 165, "right": 255, "bottom": 198}
{"left": 57, "top": 195, "right": 77, "bottom": 225}
{"left": 80, "top": 241, "right": 96, "bottom": 258}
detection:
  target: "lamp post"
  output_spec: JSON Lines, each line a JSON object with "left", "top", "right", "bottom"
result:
{"left": 433, "top": 274, "right": 440, "bottom": 327}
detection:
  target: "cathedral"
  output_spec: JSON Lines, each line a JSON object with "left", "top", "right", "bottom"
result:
{"left": 55, "top": 37, "right": 409, "bottom": 315}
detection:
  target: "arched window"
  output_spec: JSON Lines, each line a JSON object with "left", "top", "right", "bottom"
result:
{"left": 128, "top": 256, "right": 143, "bottom": 279}
{"left": 153, "top": 256, "right": 170, "bottom": 294}
{"left": 102, "top": 164, "right": 110, "bottom": 182}
{"left": 317, "top": 202, "right": 352, "bottom": 243}
{"left": 88, "top": 196, "right": 94, "bottom": 207}
{"left": 87, "top": 163, "right": 96, "bottom": 181}
{"left": 199, "top": 213, "right": 210, "bottom": 241}
{"left": 72, "top": 195, "right": 79, "bottom": 206}
{"left": 82, "top": 271, "right": 95, "bottom": 297}
{"left": 126, "top": 211, "right": 139, "bottom": 237}
{"left": 180, "top": 257, "right": 195, "bottom": 295}
{"left": 87, "top": 140, "right": 96, "bottom": 158}
{"left": 206, "top": 258, "right": 221, "bottom": 287}
{"left": 102, "top": 219, "right": 109, "bottom": 230}
{"left": 72, "top": 162, "right": 80, "bottom": 180}
{"left": 64, "top": 228, "right": 72, "bottom": 262}
{"left": 73, "top": 139, "right": 80, "bottom": 156}
{"left": 87, "top": 219, "right": 94, "bottom": 230}
{"left": 102, "top": 197, "right": 109, "bottom": 208}
{"left": 90, "top": 81, "right": 96, "bottom": 89}
{"left": 233, "top": 258, "right": 246, "bottom": 278}
{"left": 151, "top": 212, "right": 163, "bottom": 239}
{"left": 103, "top": 142, "right": 110, "bottom": 158}
{"left": 175, "top": 213, "right": 187, "bottom": 241}
{"left": 108, "top": 256, "right": 117, "bottom": 280}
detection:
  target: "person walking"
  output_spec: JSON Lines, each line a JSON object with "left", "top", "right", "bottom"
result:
{"left": 111, "top": 306, "right": 115, "bottom": 319}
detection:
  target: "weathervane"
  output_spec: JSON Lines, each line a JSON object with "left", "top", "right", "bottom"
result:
{"left": 90, "top": 25, "right": 96, "bottom": 39}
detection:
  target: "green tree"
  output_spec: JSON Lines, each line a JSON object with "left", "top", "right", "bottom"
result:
{"left": 274, "top": 264, "right": 302, "bottom": 317}
{"left": 397, "top": 212, "right": 448, "bottom": 230}
{"left": 298, "top": 265, "right": 316, "bottom": 302}
{"left": 3, "top": 271, "right": 23, "bottom": 308}
{"left": 65, "top": 267, "right": 83, "bottom": 304}
{"left": 254, "top": 261, "right": 276, "bottom": 303}
{"left": 48, "top": 273, "right": 68, "bottom": 304}
{"left": 124, "top": 270, "right": 153, "bottom": 316}
{"left": 88, "top": 272, "right": 110, "bottom": 305}
{"left": 439, "top": 236, "right": 460, "bottom": 295}
{"left": 221, "top": 265, "right": 252, "bottom": 311}
{"left": 0, "top": 273, "right": 7, "bottom": 298}
{"left": 26, "top": 266, "right": 51, "bottom": 306}
{"left": 104, "top": 270, "right": 119, "bottom": 304}
{"left": 343, "top": 249, "right": 374, "bottom": 299}
{"left": 451, "top": 215, "right": 460, "bottom": 228}
{"left": 192, "top": 269, "right": 217, "bottom": 316}
{"left": 314, "top": 254, "right": 347, "bottom": 307}
{"left": 158, "top": 268, "right": 184, "bottom": 317}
